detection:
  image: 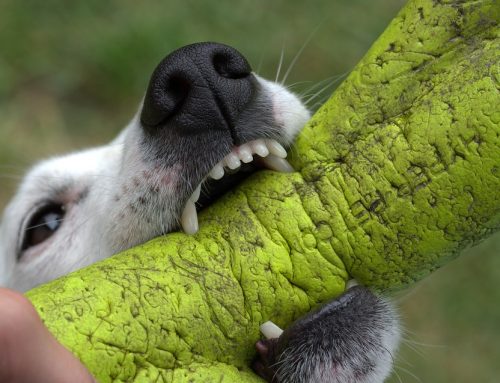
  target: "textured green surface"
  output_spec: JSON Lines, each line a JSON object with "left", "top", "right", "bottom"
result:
{"left": 291, "top": 0, "right": 500, "bottom": 287}
{"left": 27, "top": 0, "right": 500, "bottom": 382}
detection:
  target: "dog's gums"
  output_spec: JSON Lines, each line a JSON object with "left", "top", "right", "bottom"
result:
{"left": 0, "top": 42, "right": 400, "bottom": 382}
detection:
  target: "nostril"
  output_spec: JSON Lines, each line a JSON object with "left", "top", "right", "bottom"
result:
{"left": 165, "top": 74, "right": 190, "bottom": 113}
{"left": 140, "top": 73, "right": 192, "bottom": 129}
{"left": 213, "top": 52, "right": 251, "bottom": 79}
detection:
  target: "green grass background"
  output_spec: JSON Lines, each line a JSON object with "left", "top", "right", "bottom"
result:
{"left": 0, "top": 1, "right": 498, "bottom": 381}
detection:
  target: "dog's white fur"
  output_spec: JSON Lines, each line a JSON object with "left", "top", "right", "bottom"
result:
{"left": 0, "top": 65, "right": 399, "bottom": 382}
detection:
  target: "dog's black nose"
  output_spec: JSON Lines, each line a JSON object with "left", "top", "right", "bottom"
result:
{"left": 140, "top": 42, "right": 255, "bottom": 135}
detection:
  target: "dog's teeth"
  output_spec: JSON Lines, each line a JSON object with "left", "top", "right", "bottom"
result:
{"left": 208, "top": 139, "right": 289, "bottom": 182}
{"left": 224, "top": 153, "right": 241, "bottom": 170}
{"left": 251, "top": 139, "right": 269, "bottom": 157}
{"left": 238, "top": 145, "right": 253, "bottom": 163}
{"left": 181, "top": 200, "right": 199, "bottom": 235}
{"left": 265, "top": 139, "right": 288, "bottom": 158}
{"left": 260, "top": 154, "right": 294, "bottom": 173}
{"left": 210, "top": 163, "right": 224, "bottom": 180}
{"left": 191, "top": 184, "right": 201, "bottom": 202}
{"left": 260, "top": 321, "right": 284, "bottom": 339}
{"left": 346, "top": 279, "right": 359, "bottom": 289}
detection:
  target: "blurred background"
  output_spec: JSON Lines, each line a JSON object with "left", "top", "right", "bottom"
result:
{"left": 0, "top": 0, "right": 498, "bottom": 381}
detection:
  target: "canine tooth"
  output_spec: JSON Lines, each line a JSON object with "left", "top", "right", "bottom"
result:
{"left": 224, "top": 153, "right": 241, "bottom": 169}
{"left": 238, "top": 145, "right": 253, "bottom": 163}
{"left": 260, "top": 154, "right": 294, "bottom": 173}
{"left": 210, "top": 163, "right": 224, "bottom": 180}
{"left": 181, "top": 200, "right": 199, "bottom": 235}
{"left": 265, "top": 139, "right": 288, "bottom": 158}
{"left": 260, "top": 321, "right": 284, "bottom": 339}
{"left": 251, "top": 139, "right": 269, "bottom": 157}
{"left": 191, "top": 184, "right": 201, "bottom": 202}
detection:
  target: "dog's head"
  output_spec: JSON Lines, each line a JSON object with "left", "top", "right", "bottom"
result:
{"left": 0, "top": 42, "right": 401, "bottom": 383}
{"left": 0, "top": 43, "right": 310, "bottom": 291}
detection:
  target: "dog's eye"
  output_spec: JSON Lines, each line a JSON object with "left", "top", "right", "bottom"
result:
{"left": 21, "top": 204, "right": 65, "bottom": 251}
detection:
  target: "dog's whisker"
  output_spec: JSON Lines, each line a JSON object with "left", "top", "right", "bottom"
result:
{"left": 399, "top": 327, "right": 427, "bottom": 338}
{"left": 391, "top": 366, "right": 404, "bottom": 383}
{"left": 298, "top": 71, "right": 350, "bottom": 102}
{"left": 394, "top": 365, "right": 423, "bottom": 383}
{"left": 275, "top": 44, "right": 286, "bottom": 83}
{"left": 303, "top": 71, "right": 348, "bottom": 90}
{"left": 401, "top": 337, "right": 428, "bottom": 359}
{"left": 399, "top": 330, "right": 447, "bottom": 361}
{"left": 402, "top": 336, "right": 446, "bottom": 349}
{"left": 303, "top": 73, "right": 349, "bottom": 106}
{"left": 283, "top": 80, "right": 315, "bottom": 90}
{"left": 281, "top": 24, "right": 322, "bottom": 85}
{"left": 255, "top": 50, "right": 265, "bottom": 75}
{"left": 305, "top": 102, "right": 320, "bottom": 111}
{"left": 25, "top": 218, "right": 66, "bottom": 232}
{"left": 393, "top": 351, "right": 415, "bottom": 368}
{"left": 298, "top": 75, "right": 337, "bottom": 97}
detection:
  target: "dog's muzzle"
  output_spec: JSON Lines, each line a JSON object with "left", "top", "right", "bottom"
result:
{"left": 140, "top": 42, "right": 255, "bottom": 144}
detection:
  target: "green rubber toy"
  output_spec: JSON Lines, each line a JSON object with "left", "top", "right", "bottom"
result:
{"left": 27, "top": 0, "right": 500, "bottom": 381}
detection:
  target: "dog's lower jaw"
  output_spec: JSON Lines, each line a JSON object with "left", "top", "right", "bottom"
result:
{"left": 253, "top": 286, "right": 400, "bottom": 383}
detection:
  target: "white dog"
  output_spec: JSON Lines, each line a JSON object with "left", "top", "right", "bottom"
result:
{"left": 0, "top": 42, "right": 399, "bottom": 383}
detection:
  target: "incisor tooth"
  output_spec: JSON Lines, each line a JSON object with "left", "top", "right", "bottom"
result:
{"left": 180, "top": 200, "right": 198, "bottom": 235}
{"left": 210, "top": 163, "right": 224, "bottom": 180}
{"left": 265, "top": 139, "right": 287, "bottom": 158}
{"left": 260, "top": 321, "right": 284, "bottom": 339}
{"left": 224, "top": 153, "right": 241, "bottom": 169}
{"left": 238, "top": 145, "right": 253, "bottom": 163}
{"left": 260, "top": 154, "right": 294, "bottom": 173}
{"left": 251, "top": 139, "right": 269, "bottom": 157}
